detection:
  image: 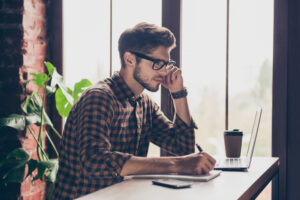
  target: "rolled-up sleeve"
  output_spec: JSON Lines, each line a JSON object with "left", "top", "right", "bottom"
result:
{"left": 76, "top": 90, "right": 132, "bottom": 180}
{"left": 149, "top": 100, "right": 197, "bottom": 156}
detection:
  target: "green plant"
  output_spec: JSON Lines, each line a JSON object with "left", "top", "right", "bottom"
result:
{"left": 0, "top": 61, "right": 92, "bottom": 198}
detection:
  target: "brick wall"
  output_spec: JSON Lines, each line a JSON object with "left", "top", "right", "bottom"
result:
{"left": 0, "top": 0, "right": 48, "bottom": 199}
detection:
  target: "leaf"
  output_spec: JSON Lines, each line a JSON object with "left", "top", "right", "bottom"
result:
{"left": 2, "top": 149, "right": 30, "bottom": 167}
{"left": 73, "top": 79, "right": 92, "bottom": 102}
{"left": 26, "top": 159, "right": 38, "bottom": 178}
{"left": 33, "top": 159, "right": 58, "bottom": 183}
{"left": 0, "top": 114, "right": 26, "bottom": 130}
{"left": 44, "top": 61, "right": 55, "bottom": 76}
{"left": 23, "top": 93, "right": 52, "bottom": 126}
{"left": 46, "top": 85, "right": 56, "bottom": 95}
{"left": 21, "top": 96, "right": 31, "bottom": 114}
{"left": 51, "top": 68, "right": 74, "bottom": 104}
{"left": 42, "top": 110, "right": 54, "bottom": 127}
{"left": 21, "top": 94, "right": 41, "bottom": 115}
{"left": 55, "top": 88, "right": 72, "bottom": 117}
{"left": 25, "top": 114, "right": 41, "bottom": 126}
{"left": 45, "top": 63, "right": 74, "bottom": 115}
{"left": 3, "top": 165, "right": 26, "bottom": 183}
{"left": 31, "top": 73, "right": 49, "bottom": 88}
{"left": 0, "top": 149, "right": 30, "bottom": 183}
{"left": 44, "top": 159, "right": 58, "bottom": 183}
{"left": 32, "top": 92, "right": 43, "bottom": 108}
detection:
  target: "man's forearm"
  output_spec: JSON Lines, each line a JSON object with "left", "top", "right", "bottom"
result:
{"left": 173, "top": 97, "right": 192, "bottom": 126}
{"left": 120, "top": 152, "right": 217, "bottom": 176}
{"left": 120, "top": 156, "right": 180, "bottom": 176}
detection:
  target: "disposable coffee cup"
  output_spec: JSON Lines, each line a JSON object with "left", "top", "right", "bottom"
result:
{"left": 224, "top": 129, "right": 243, "bottom": 158}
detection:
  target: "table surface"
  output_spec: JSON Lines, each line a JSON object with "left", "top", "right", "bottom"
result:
{"left": 77, "top": 157, "right": 279, "bottom": 200}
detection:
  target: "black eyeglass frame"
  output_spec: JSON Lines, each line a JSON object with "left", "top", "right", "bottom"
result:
{"left": 130, "top": 51, "right": 176, "bottom": 70}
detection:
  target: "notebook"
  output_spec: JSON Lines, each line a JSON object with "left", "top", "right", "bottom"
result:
{"left": 214, "top": 108, "right": 263, "bottom": 171}
{"left": 124, "top": 170, "right": 221, "bottom": 182}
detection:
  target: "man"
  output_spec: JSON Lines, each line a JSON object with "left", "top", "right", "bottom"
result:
{"left": 53, "top": 22, "right": 216, "bottom": 199}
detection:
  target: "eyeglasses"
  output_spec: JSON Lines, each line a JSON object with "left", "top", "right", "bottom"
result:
{"left": 130, "top": 51, "right": 176, "bottom": 70}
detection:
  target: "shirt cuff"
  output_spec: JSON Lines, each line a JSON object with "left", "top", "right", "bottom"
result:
{"left": 174, "top": 114, "right": 198, "bottom": 129}
{"left": 105, "top": 152, "right": 132, "bottom": 178}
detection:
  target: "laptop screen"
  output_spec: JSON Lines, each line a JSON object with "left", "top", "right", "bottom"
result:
{"left": 246, "top": 108, "right": 263, "bottom": 160}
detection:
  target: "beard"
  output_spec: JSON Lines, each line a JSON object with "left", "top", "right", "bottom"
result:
{"left": 133, "top": 63, "right": 160, "bottom": 92}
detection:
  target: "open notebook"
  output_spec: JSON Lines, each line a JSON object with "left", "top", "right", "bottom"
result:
{"left": 124, "top": 170, "right": 221, "bottom": 182}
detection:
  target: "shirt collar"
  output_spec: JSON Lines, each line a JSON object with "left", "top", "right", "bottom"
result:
{"left": 105, "top": 72, "right": 142, "bottom": 104}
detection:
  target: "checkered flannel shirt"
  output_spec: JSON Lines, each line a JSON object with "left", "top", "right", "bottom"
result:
{"left": 52, "top": 72, "right": 197, "bottom": 199}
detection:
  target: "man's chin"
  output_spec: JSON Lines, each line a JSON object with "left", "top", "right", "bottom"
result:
{"left": 145, "top": 84, "right": 160, "bottom": 92}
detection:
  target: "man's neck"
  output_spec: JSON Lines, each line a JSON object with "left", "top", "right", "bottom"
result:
{"left": 119, "top": 69, "right": 144, "bottom": 96}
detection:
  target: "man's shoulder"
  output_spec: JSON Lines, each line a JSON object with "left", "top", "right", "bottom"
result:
{"left": 77, "top": 81, "right": 115, "bottom": 104}
{"left": 87, "top": 81, "right": 113, "bottom": 95}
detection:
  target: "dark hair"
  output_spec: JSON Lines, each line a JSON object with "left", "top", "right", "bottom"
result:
{"left": 118, "top": 22, "right": 176, "bottom": 68}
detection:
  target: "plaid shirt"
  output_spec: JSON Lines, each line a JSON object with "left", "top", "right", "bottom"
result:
{"left": 52, "top": 72, "right": 196, "bottom": 199}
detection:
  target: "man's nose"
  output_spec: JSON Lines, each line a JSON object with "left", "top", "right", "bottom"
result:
{"left": 158, "top": 65, "right": 172, "bottom": 76}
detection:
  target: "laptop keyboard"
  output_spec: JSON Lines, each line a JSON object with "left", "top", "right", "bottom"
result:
{"left": 224, "top": 158, "right": 242, "bottom": 166}
{"left": 215, "top": 158, "right": 244, "bottom": 167}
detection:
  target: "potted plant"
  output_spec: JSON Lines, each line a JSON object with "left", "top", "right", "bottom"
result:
{"left": 0, "top": 61, "right": 92, "bottom": 199}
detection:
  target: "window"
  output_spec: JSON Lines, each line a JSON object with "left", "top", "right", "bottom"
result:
{"left": 182, "top": 0, "right": 273, "bottom": 158}
{"left": 63, "top": 0, "right": 273, "bottom": 162}
{"left": 182, "top": 1, "right": 273, "bottom": 199}
{"left": 228, "top": 0, "right": 273, "bottom": 157}
{"left": 182, "top": 0, "right": 227, "bottom": 155}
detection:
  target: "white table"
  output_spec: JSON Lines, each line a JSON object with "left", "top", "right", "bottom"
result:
{"left": 77, "top": 157, "right": 279, "bottom": 200}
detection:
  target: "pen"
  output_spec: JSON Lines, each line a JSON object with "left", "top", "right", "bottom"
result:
{"left": 196, "top": 143, "right": 203, "bottom": 152}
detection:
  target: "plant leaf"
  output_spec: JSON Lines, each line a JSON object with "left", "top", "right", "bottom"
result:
{"left": 24, "top": 93, "right": 51, "bottom": 125}
{"left": 44, "top": 159, "right": 58, "bottom": 183}
{"left": 21, "top": 96, "right": 31, "bottom": 114}
{"left": 33, "top": 159, "right": 58, "bottom": 183}
{"left": 31, "top": 73, "right": 49, "bottom": 88}
{"left": 44, "top": 61, "right": 55, "bottom": 77}
{"left": 21, "top": 94, "right": 41, "bottom": 115}
{"left": 0, "top": 114, "right": 26, "bottom": 130}
{"left": 55, "top": 88, "right": 72, "bottom": 117}
{"left": 51, "top": 68, "right": 74, "bottom": 104}
{"left": 45, "top": 85, "right": 56, "bottom": 95}
{"left": 3, "top": 165, "right": 26, "bottom": 183}
{"left": 42, "top": 110, "right": 54, "bottom": 127}
{"left": 0, "top": 149, "right": 30, "bottom": 183}
{"left": 73, "top": 79, "right": 92, "bottom": 102}
{"left": 26, "top": 159, "right": 38, "bottom": 178}
{"left": 25, "top": 114, "right": 41, "bottom": 126}
{"left": 0, "top": 148, "right": 29, "bottom": 168}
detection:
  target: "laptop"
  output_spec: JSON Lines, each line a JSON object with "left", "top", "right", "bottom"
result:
{"left": 214, "top": 108, "right": 263, "bottom": 171}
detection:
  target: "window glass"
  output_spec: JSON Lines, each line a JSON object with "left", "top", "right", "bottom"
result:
{"left": 228, "top": 0, "right": 273, "bottom": 157}
{"left": 182, "top": 0, "right": 227, "bottom": 155}
{"left": 112, "top": 0, "right": 162, "bottom": 157}
{"left": 182, "top": 0, "right": 273, "bottom": 159}
{"left": 63, "top": 0, "right": 110, "bottom": 88}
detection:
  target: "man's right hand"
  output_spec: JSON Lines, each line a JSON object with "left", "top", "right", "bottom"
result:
{"left": 177, "top": 152, "right": 216, "bottom": 175}
{"left": 120, "top": 152, "right": 216, "bottom": 177}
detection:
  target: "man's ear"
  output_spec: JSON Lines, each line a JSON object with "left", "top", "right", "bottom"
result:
{"left": 123, "top": 51, "right": 136, "bottom": 67}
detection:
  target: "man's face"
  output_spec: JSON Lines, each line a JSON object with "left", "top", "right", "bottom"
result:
{"left": 133, "top": 46, "right": 171, "bottom": 92}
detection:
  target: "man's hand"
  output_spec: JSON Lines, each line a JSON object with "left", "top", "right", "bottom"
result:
{"left": 120, "top": 152, "right": 216, "bottom": 177}
{"left": 162, "top": 66, "right": 184, "bottom": 93}
{"left": 177, "top": 152, "right": 216, "bottom": 175}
